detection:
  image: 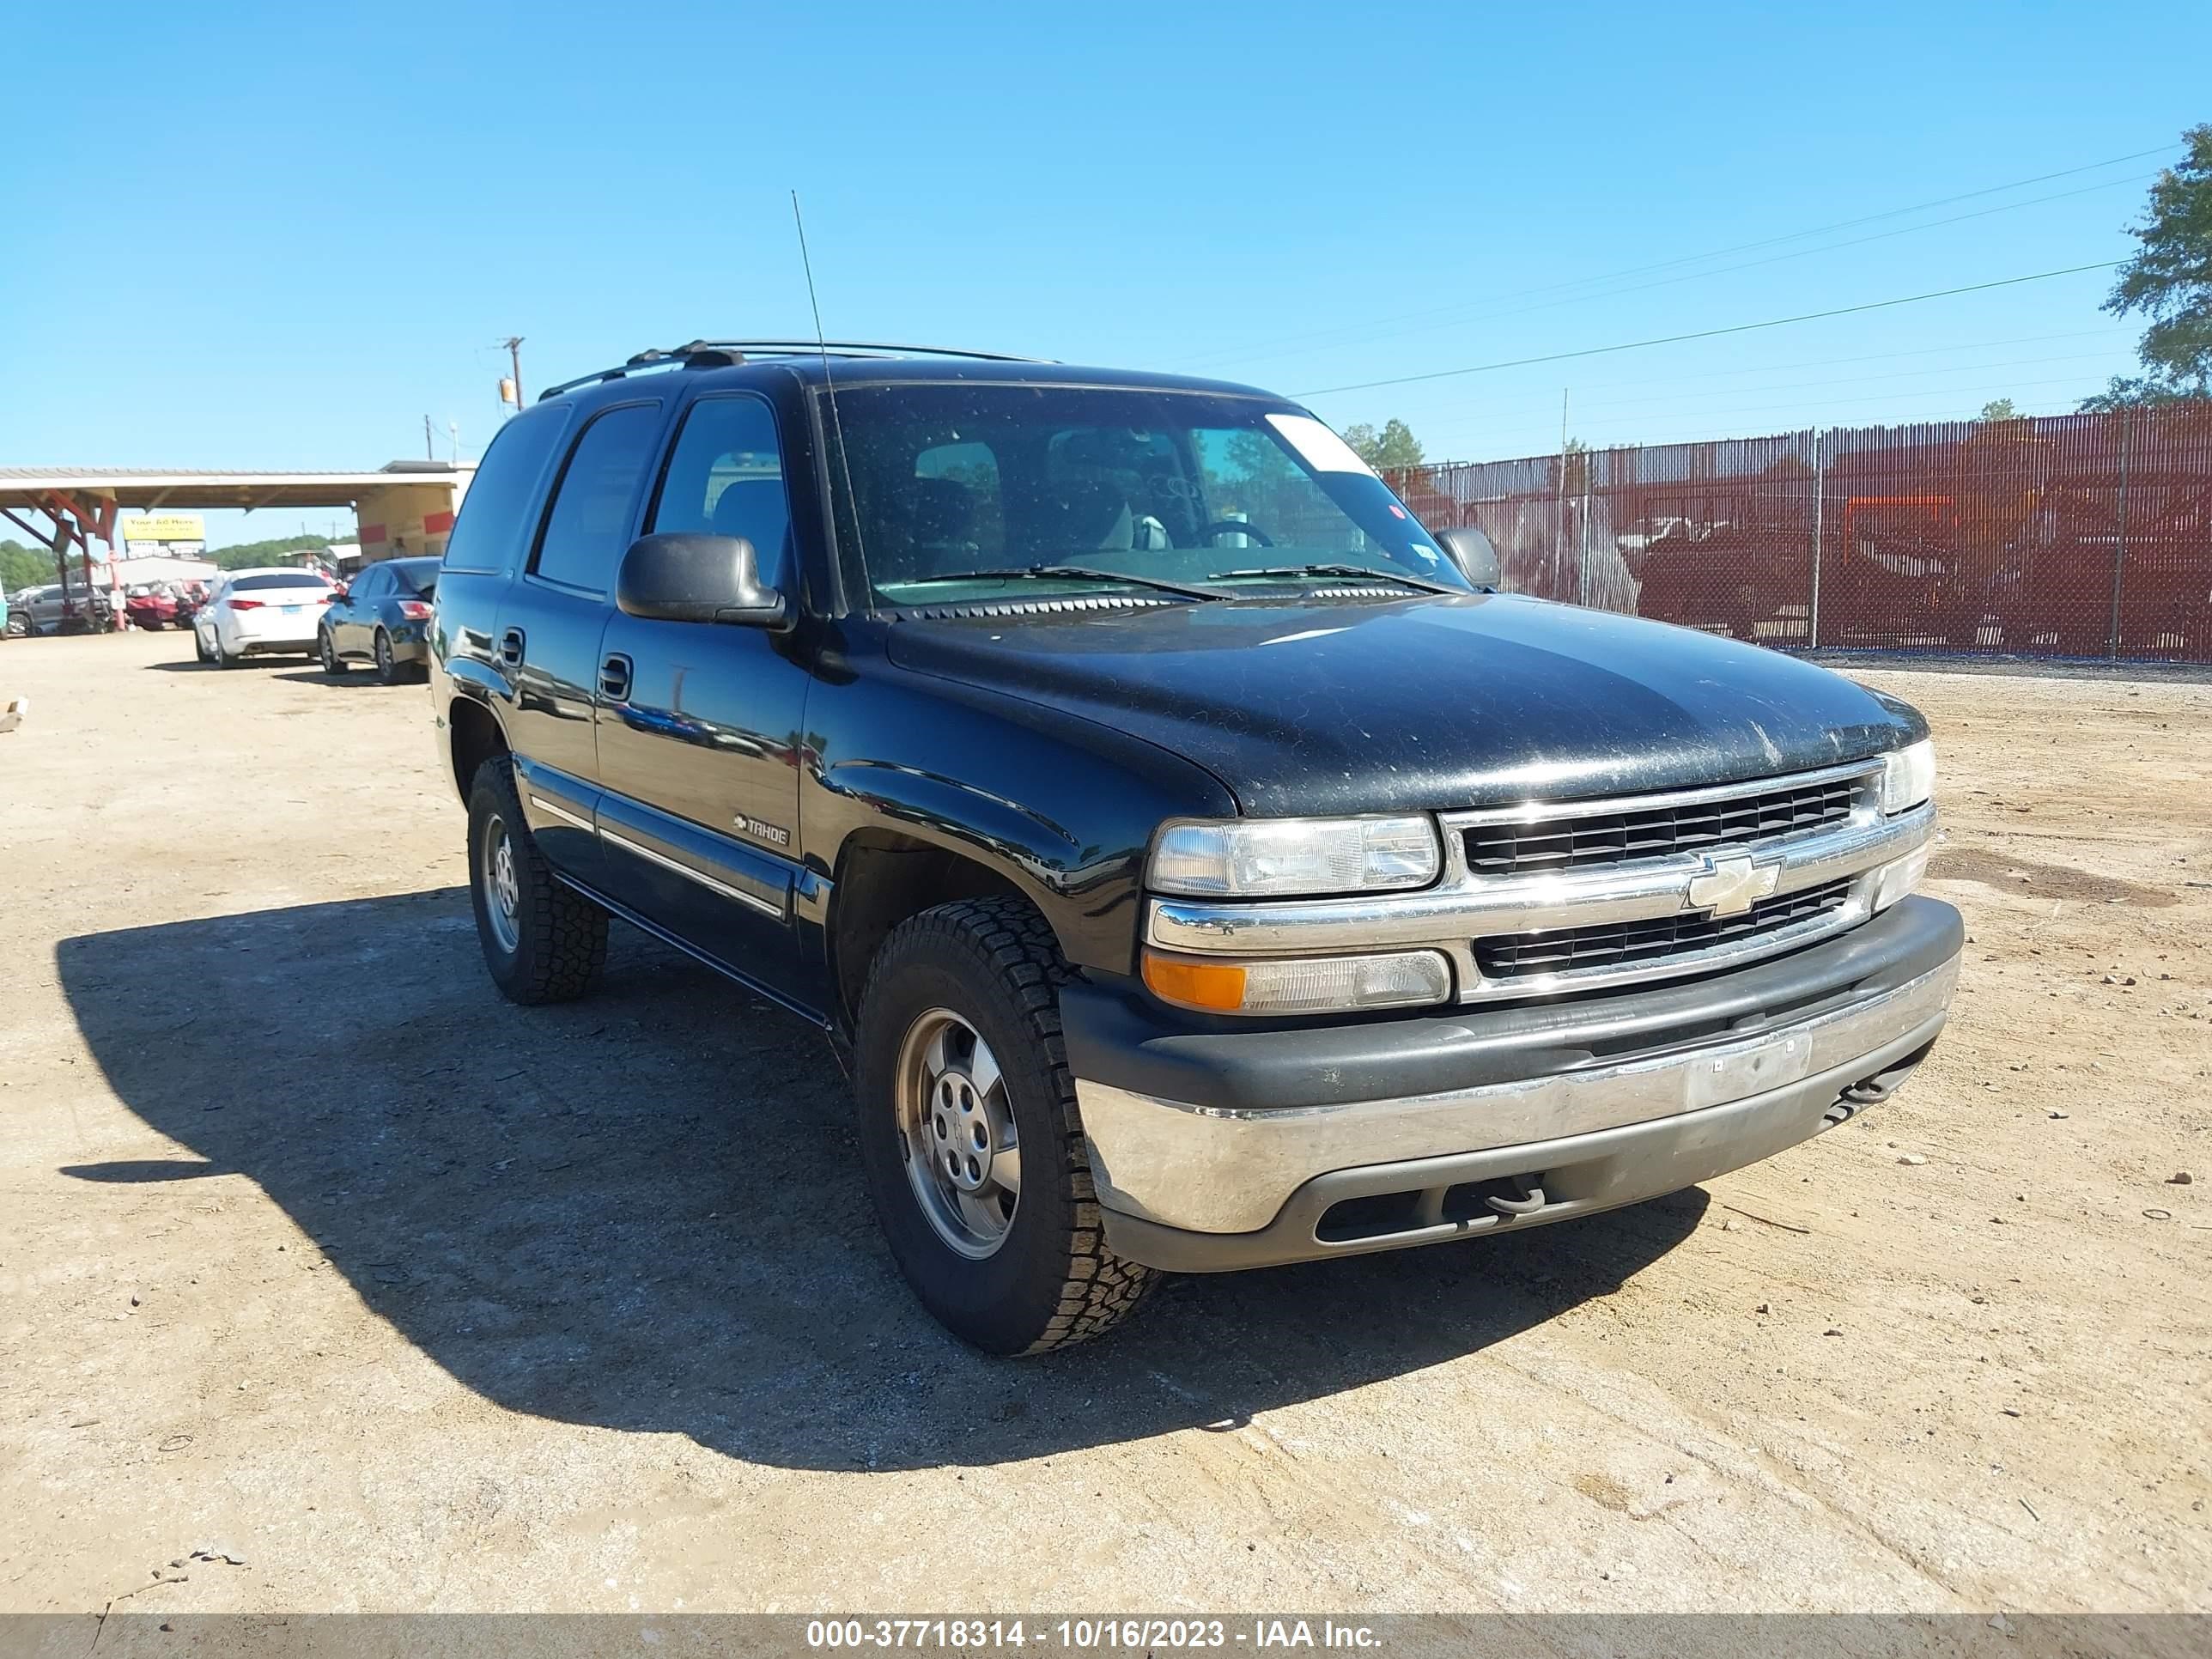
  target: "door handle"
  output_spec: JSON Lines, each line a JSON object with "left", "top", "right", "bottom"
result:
{"left": 499, "top": 627, "right": 526, "bottom": 668}
{"left": 599, "top": 653, "right": 633, "bottom": 702}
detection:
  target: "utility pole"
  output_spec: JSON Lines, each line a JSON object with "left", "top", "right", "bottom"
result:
{"left": 424, "top": 414, "right": 436, "bottom": 460}
{"left": 501, "top": 336, "right": 526, "bottom": 416}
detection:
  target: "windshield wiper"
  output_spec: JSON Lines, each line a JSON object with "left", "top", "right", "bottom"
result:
{"left": 895, "top": 565, "right": 1223, "bottom": 601}
{"left": 1206, "top": 562, "right": 1461, "bottom": 596}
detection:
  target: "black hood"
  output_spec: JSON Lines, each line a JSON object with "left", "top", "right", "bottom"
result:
{"left": 883, "top": 593, "right": 1924, "bottom": 817}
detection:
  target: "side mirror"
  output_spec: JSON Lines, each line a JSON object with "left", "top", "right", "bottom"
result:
{"left": 331, "top": 586, "right": 348, "bottom": 602}
{"left": 1437, "top": 526, "right": 1502, "bottom": 591}
{"left": 617, "top": 533, "right": 787, "bottom": 627}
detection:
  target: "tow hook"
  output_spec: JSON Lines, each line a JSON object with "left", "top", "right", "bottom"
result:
{"left": 1486, "top": 1175, "right": 1547, "bottom": 1217}
{"left": 1840, "top": 1074, "right": 1897, "bottom": 1106}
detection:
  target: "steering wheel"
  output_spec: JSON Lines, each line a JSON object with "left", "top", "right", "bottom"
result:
{"left": 1198, "top": 520, "right": 1275, "bottom": 548}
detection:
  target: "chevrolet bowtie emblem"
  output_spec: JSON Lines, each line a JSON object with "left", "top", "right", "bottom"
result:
{"left": 1684, "top": 852, "right": 1782, "bottom": 917}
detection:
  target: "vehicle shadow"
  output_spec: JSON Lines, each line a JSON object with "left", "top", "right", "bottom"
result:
{"left": 140, "top": 658, "right": 316, "bottom": 673}
{"left": 56, "top": 891, "right": 1706, "bottom": 1472}
{"left": 267, "top": 668, "right": 428, "bottom": 691}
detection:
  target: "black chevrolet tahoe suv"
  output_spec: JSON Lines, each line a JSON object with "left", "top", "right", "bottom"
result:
{"left": 431, "top": 340, "right": 1960, "bottom": 1354}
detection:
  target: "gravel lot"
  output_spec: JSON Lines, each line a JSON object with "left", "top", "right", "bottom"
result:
{"left": 1, "top": 628, "right": 2206, "bottom": 1617}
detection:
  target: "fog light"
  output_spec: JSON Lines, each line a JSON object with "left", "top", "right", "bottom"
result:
{"left": 1142, "top": 947, "right": 1451, "bottom": 1015}
{"left": 1870, "top": 842, "right": 1930, "bottom": 911}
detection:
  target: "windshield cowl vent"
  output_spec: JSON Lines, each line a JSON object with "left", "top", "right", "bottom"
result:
{"left": 902, "top": 595, "right": 1178, "bottom": 621}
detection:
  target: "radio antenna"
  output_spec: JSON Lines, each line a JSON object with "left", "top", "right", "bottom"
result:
{"left": 792, "top": 190, "right": 867, "bottom": 582}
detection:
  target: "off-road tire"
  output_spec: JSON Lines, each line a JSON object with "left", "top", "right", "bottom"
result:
{"left": 465, "top": 757, "right": 608, "bottom": 1005}
{"left": 854, "top": 896, "right": 1157, "bottom": 1354}
{"left": 319, "top": 628, "right": 349, "bottom": 675}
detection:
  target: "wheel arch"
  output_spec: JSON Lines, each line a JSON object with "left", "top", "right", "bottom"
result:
{"left": 447, "top": 695, "right": 508, "bottom": 805}
{"left": 827, "top": 830, "right": 1027, "bottom": 1036}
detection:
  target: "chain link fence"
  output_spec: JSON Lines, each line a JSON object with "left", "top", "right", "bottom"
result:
{"left": 1394, "top": 403, "right": 2212, "bottom": 663}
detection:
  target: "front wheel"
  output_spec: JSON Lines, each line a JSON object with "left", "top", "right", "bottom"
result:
{"left": 854, "top": 896, "right": 1156, "bottom": 1354}
{"left": 319, "top": 628, "right": 349, "bottom": 675}
{"left": 466, "top": 757, "right": 607, "bottom": 1004}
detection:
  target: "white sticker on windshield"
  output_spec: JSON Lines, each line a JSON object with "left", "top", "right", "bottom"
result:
{"left": 1266, "top": 413, "right": 1379, "bottom": 477}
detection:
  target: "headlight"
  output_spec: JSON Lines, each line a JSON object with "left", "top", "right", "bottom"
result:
{"left": 1881, "top": 738, "right": 1936, "bottom": 815}
{"left": 1149, "top": 815, "right": 1440, "bottom": 898}
{"left": 1142, "top": 947, "right": 1452, "bottom": 1015}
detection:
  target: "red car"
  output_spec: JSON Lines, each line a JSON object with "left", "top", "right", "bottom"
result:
{"left": 125, "top": 584, "right": 181, "bottom": 630}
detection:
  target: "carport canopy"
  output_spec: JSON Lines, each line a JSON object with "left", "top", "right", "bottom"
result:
{"left": 0, "top": 463, "right": 475, "bottom": 592}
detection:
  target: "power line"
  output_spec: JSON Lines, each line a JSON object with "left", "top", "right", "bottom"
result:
{"left": 1528, "top": 349, "right": 2123, "bottom": 416}
{"left": 1553, "top": 372, "right": 2114, "bottom": 436}
{"left": 1202, "top": 172, "right": 2153, "bottom": 376}
{"left": 1177, "top": 143, "right": 2172, "bottom": 371}
{"left": 1482, "top": 327, "right": 2128, "bottom": 396}
{"left": 1292, "top": 262, "right": 2123, "bottom": 398}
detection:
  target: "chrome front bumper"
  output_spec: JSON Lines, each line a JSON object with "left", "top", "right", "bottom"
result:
{"left": 1079, "top": 951, "right": 1957, "bottom": 1269}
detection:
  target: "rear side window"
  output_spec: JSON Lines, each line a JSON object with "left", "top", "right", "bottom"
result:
{"left": 352, "top": 567, "right": 390, "bottom": 599}
{"left": 444, "top": 403, "right": 575, "bottom": 574}
{"left": 648, "top": 395, "right": 792, "bottom": 587}
{"left": 229, "top": 572, "right": 331, "bottom": 592}
{"left": 532, "top": 402, "right": 664, "bottom": 593}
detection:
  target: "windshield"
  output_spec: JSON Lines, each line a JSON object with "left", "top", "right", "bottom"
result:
{"left": 229, "top": 572, "right": 331, "bottom": 592}
{"left": 823, "top": 386, "right": 1466, "bottom": 608}
{"left": 391, "top": 559, "right": 439, "bottom": 597}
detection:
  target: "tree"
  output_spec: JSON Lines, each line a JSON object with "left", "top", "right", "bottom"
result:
{"left": 2080, "top": 125, "right": 2212, "bottom": 410}
{"left": 209, "top": 532, "right": 342, "bottom": 570}
{"left": 1978, "top": 398, "right": 2023, "bottom": 422}
{"left": 2, "top": 539, "right": 58, "bottom": 592}
{"left": 1340, "top": 418, "right": 1425, "bottom": 471}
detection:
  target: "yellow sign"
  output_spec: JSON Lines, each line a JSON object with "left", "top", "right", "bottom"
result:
{"left": 119, "top": 514, "right": 206, "bottom": 543}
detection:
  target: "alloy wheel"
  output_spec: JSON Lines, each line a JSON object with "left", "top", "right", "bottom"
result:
{"left": 481, "top": 811, "right": 521, "bottom": 954}
{"left": 893, "top": 1008, "right": 1022, "bottom": 1259}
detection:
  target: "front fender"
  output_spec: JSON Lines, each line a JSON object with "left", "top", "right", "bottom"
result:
{"left": 803, "top": 657, "right": 1237, "bottom": 977}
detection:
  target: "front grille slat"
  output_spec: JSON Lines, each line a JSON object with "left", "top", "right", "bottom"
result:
{"left": 1476, "top": 879, "right": 1852, "bottom": 981}
{"left": 1462, "top": 778, "right": 1857, "bottom": 877}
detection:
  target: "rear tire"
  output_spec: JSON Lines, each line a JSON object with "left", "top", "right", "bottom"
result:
{"left": 373, "top": 628, "right": 401, "bottom": 684}
{"left": 466, "top": 757, "right": 608, "bottom": 1005}
{"left": 854, "top": 896, "right": 1157, "bottom": 1354}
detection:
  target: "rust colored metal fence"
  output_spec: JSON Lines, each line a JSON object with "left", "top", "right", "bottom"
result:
{"left": 1395, "top": 403, "right": 2212, "bottom": 663}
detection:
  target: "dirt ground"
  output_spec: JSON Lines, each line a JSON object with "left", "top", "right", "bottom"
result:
{"left": 1, "top": 627, "right": 2206, "bottom": 1619}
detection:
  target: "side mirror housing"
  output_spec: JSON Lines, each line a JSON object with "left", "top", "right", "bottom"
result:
{"left": 617, "top": 533, "right": 788, "bottom": 628}
{"left": 1437, "top": 526, "right": 1502, "bottom": 591}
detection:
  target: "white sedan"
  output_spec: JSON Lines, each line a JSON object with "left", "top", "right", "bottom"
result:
{"left": 193, "top": 568, "right": 338, "bottom": 667}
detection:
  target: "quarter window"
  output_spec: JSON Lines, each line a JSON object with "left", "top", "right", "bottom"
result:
{"left": 443, "top": 402, "right": 574, "bottom": 574}
{"left": 532, "top": 402, "right": 664, "bottom": 592}
{"left": 649, "top": 396, "right": 793, "bottom": 589}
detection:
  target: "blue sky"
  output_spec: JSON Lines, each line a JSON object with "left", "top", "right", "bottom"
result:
{"left": 4, "top": 1, "right": 2205, "bottom": 549}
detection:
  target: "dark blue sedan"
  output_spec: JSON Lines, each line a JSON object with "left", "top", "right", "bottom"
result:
{"left": 318, "top": 557, "right": 439, "bottom": 683}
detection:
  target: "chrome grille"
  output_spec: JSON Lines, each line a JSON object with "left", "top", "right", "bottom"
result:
{"left": 1145, "top": 757, "right": 1929, "bottom": 1007}
{"left": 1462, "top": 775, "right": 1859, "bottom": 876}
{"left": 1474, "top": 878, "right": 1852, "bottom": 981}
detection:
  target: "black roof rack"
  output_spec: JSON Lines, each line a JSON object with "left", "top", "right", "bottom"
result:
{"left": 538, "top": 339, "right": 1055, "bottom": 401}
